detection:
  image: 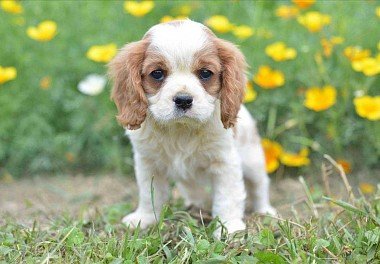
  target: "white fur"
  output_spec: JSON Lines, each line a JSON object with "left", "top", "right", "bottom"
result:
{"left": 147, "top": 20, "right": 208, "bottom": 70}
{"left": 121, "top": 20, "right": 275, "bottom": 236}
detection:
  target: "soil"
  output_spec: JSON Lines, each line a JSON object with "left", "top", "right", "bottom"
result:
{"left": 0, "top": 168, "right": 378, "bottom": 227}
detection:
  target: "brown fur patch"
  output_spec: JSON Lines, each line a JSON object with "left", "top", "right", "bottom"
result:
{"left": 192, "top": 44, "right": 222, "bottom": 96}
{"left": 142, "top": 48, "right": 170, "bottom": 95}
{"left": 108, "top": 38, "right": 150, "bottom": 130}
{"left": 213, "top": 38, "right": 247, "bottom": 129}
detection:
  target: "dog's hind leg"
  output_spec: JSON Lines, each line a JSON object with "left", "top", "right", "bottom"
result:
{"left": 241, "top": 140, "right": 276, "bottom": 215}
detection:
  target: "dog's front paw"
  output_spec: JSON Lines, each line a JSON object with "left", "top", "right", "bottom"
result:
{"left": 256, "top": 205, "right": 277, "bottom": 216}
{"left": 122, "top": 211, "right": 156, "bottom": 229}
{"left": 224, "top": 219, "right": 246, "bottom": 234}
{"left": 213, "top": 219, "right": 246, "bottom": 239}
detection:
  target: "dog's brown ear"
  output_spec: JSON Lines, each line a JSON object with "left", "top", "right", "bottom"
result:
{"left": 108, "top": 39, "right": 149, "bottom": 130}
{"left": 215, "top": 38, "right": 247, "bottom": 129}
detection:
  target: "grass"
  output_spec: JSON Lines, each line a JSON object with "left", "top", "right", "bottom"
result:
{"left": 1, "top": 168, "right": 380, "bottom": 263}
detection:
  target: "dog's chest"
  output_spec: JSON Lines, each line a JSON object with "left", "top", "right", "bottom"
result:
{"left": 157, "top": 133, "right": 211, "bottom": 180}
{"left": 132, "top": 126, "right": 223, "bottom": 180}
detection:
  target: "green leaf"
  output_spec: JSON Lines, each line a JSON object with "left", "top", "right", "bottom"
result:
{"left": 196, "top": 239, "right": 210, "bottom": 253}
{"left": 109, "top": 258, "right": 124, "bottom": 264}
{"left": 0, "top": 246, "right": 12, "bottom": 256}
{"left": 234, "top": 255, "right": 258, "bottom": 264}
{"left": 259, "top": 228, "right": 275, "bottom": 246}
{"left": 199, "top": 254, "right": 226, "bottom": 264}
{"left": 365, "top": 227, "right": 380, "bottom": 245}
{"left": 64, "top": 227, "right": 85, "bottom": 247}
{"left": 213, "top": 241, "right": 225, "bottom": 254}
{"left": 323, "top": 197, "right": 366, "bottom": 215}
{"left": 313, "top": 239, "right": 330, "bottom": 253}
{"left": 254, "top": 251, "right": 285, "bottom": 264}
{"left": 162, "top": 245, "right": 172, "bottom": 261}
{"left": 137, "top": 255, "right": 148, "bottom": 264}
{"left": 183, "top": 227, "right": 195, "bottom": 245}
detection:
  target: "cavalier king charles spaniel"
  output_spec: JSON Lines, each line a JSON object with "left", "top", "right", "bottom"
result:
{"left": 109, "top": 19, "right": 275, "bottom": 236}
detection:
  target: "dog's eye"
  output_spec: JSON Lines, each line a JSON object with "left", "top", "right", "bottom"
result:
{"left": 199, "top": 69, "right": 213, "bottom": 80}
{"left": 150, "top": 69, "right": 165, "bottom": 81}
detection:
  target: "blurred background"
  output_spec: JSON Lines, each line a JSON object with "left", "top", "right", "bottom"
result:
{"left": 0, "top": 0, "right": 379, "bottom": 180}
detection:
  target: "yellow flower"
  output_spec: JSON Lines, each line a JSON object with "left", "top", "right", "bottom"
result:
{"left": 359, "top": 183, "right": 375, "bottom": 194}
{"left": 177, "top": 4, "right": 192, "bottom": 16}
{"left": 27, "top": 20, "right": 57, "bottom": 42}
{"left": 330, "top": 36, "right": 344, "bottom": 45}
{"left": 86, "top": 43, "right": 117, "bottom": 63}
{"left": 280, "top": 148, "right": 310, "bottom": 167}
{"left": 292, "top": 0, "right": 315, "bottom": 9}
{"left": 65, "top": 152, "right": 75, "bottom": 163}
{"left": 0, "top": 171, "right": 14, "bottom": 183}
{"left": 376, "top": 6, "right": 380, "bottom": 18}
{"left": 39, "top": 76, "right": 52, "bottom": 90}
{"left": 275, "top": 5, "right": 299, "bottom": 19}
{"left": 353, "top": 96, "right": 380, "bottom": 121}
{"left": 304, "top": 85, "right": 337, "bottom": 112}
{"left": 321, "top": 37, "right": 344, "bottom": 57}
{"left": 337, "top": 159, "right": 352, "bottom": 174}
{"left": 262, "top": 139, "right": 283, "bottom": 173}
{"left": 265, "top": 42, "right": 297, "bottom": 62}
{"left": 0, "top": 66, "right": 17, "bottom": 84}
{"left": 297, "top": 11, "right": 331, "bottom": 33}
{"left": 205, "top": 15, "right": 234, "bottom": 33}
{"left": 343, "top": 46, "right": 371, "bottom": 62}
{"left": 160, "top": 15, "right": 187, "bottom": 23}
{"left": 253, "top": 66, "right": 285, "bottom": 89}
{"left": 0, "top": 0, "right": 23, "bottom": 14}
{"left": 124, "top": 1, "right": 154, "bottom": 17}
{"left": 352, "top": 56, "right": 380, "bottom": 76}
{"left": 244, "top": 82, "right": 257, "bottom": 103}
{"left": 232, "top": 25, "right": 254, "bottom": 40}
{"left": 169, "top": 4, "right": 194, "bottom": 17}
{"left": 320, "top": 39, "right": 332, "bottom": 57}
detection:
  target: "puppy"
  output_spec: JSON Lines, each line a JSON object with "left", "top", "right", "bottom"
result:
{"left": 109, "top": 20, "right": 275, "bottom": 235}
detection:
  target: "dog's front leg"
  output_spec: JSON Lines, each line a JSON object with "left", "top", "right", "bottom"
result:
{"left": 211, "top": 151, "right": 246, "bottom": 237}
{"left": 122, "top": 153, "right": 169, "bottom": 229}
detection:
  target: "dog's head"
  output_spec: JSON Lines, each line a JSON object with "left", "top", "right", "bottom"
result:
{"left": 109, "top": 20, "right": 247, "bottom": 130}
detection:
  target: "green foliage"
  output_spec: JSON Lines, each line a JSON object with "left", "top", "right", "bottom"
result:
{"left": 0, "top": 1, "right": 379, "bottom": 176}
{"left": 1, "top": 187, "right": 380, "bottom": 262}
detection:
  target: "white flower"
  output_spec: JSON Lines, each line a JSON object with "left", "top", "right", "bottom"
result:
{"left": 78, "top": 74, "right": 106, "bottom": 96}
{"left": 354, "top": 90, "right": 365, "bottom": 98}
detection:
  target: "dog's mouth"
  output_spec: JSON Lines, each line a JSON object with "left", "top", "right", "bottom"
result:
{"left": 158, "top": 109, "right": 206, "bottom": 126}
{"left": 149, "top": 104, "right": 212, "bottom": 126}
{"left": 174, "top": 108, "right": 206, "bottom": 120}
{"left": 173, "top": 110, "right": 197, "bottom": 121}
{"left": 174, "top": 108, "right": 191, "bottom": 116}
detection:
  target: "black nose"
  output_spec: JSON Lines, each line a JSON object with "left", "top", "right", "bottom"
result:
{"left": 173, "top": 93, "right": 193, "bottom": 110}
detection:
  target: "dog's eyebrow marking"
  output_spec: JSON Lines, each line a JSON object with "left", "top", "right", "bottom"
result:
{"left": 192, "top": 44, "right": 221, "bottom": 71}
{"left": 142, "top": 49, "right": 170, "bottom": 73}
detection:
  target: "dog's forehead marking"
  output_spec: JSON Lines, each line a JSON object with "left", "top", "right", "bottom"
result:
{"left": 147, "top": 20, "right": 209, "bottom": 70}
